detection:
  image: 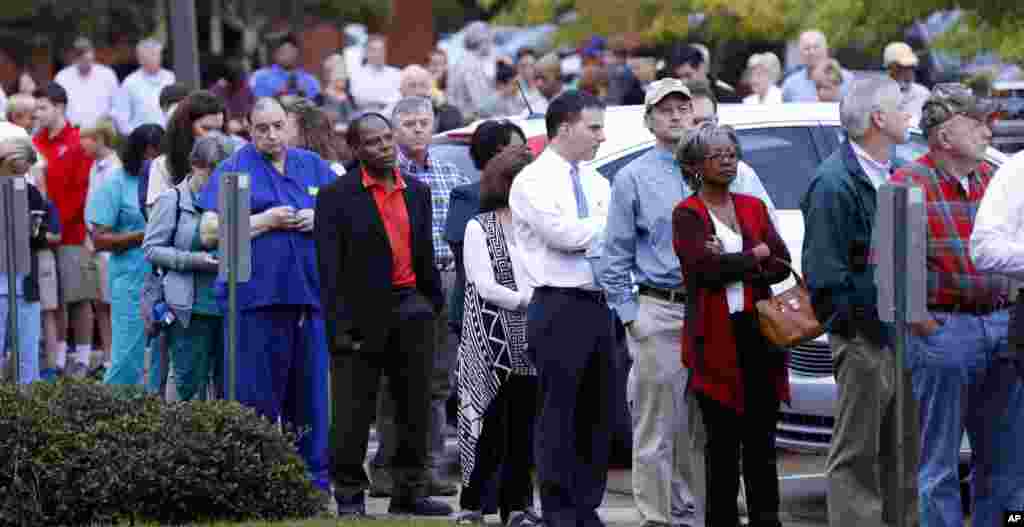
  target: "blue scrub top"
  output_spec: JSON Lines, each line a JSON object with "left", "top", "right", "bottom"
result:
{"left": 249, "top": 65, "right": 321, "bottom": 99}
{"left": 197, "top": 144, "right": 336, "bottom": 312}
{"left": 85, "top": 168, "right": 151, "bottom": 305}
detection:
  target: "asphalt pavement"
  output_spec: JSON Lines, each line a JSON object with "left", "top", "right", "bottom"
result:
{"left": 365, "top": 435, "right": 831, "bottom": 526}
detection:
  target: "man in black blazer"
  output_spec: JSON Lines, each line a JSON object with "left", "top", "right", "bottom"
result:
{"left": 314, "top": 113, "right": 451, "bottom": 518}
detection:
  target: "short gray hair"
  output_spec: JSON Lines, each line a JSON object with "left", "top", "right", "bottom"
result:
{"left": 0, "top": 136, "right": 38, "bottom": 169}
{"left": 189, "top": 132, "right": 236, "bottom": 168}
{"left": 675, "top": 122, "right": 741, "bottom": 190}
{"left": 840, "top": 77, "right": 902, "bottom": 139}
{"left": 391, "top": 96, "right": 434, "bottom": 121}
{"left": 463, "top": 21, "right": 491, "bottom": 51}
{"left": 137, "top": 38, "right": 164, "bottom": 54}
{"left": 6, "top": 94, "right": 35, "bottom": 120}
{"left": 251, "top": 96, "right": 286, "bottom": 118}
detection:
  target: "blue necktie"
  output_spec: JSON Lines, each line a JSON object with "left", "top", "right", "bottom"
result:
{"left": 570, "top": 163, "right": 588, "bottom": 219}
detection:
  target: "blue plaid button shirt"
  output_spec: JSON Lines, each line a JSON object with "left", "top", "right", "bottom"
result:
{"left": 398, "top": 147, "right": 470, "bottom": 269}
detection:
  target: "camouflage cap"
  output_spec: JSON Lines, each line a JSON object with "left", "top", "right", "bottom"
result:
{"left": 920, "top": 82, "right": 999, "bottom": 138}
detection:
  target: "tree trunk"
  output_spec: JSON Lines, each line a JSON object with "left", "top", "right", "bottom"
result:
{"left": 387, "top": 0, "right": 433, "bottom": 68}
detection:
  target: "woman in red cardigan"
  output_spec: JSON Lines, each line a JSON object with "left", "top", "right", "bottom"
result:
{"left": 671, "top": 122, "right": 791, "bottom": 527}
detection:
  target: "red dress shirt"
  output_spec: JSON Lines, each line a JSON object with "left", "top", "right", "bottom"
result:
{"left": 362, "top": 168, "right": 417, "bottom": 288}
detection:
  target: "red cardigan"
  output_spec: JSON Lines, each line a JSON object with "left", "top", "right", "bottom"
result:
{"left": 672, "top": 193, "right": 792, "bottom": 415}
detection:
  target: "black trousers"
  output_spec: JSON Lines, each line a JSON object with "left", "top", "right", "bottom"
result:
{"left": 330, "top": 289, "right": 436, "bottom": 502}
{"left": 697, "top": 312, "right": 782, "bottom": 527}
{"left": 460, "top": 374, "right": 539, "bottom": 518}
{"left": 526, "top": 287, "right": 617, "bottom": 527}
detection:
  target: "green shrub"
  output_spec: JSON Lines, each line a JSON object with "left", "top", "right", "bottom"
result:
{"left": 0, "top": 380, "right": 327, "bottom": 526}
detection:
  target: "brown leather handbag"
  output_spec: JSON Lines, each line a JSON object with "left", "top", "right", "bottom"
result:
{"left": 755, "top": 257, "right": 826, "bottom": 348}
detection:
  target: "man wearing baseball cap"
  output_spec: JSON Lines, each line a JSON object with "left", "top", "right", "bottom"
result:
{"left": 599, "top": 78, "right": 776, "bottom": 527}
{"left": 883, "top": 42, "right": 930, "bottom": 124}
{"left": 890, "top": 83, "right": 1019, "bottom": 527}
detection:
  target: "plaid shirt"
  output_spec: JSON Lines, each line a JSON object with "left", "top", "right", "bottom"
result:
{"left": 890, "top": 153, "right": 1013, "bottom": 310}
{"left": 398, "top": 147, "right": 469, "bottom": 269}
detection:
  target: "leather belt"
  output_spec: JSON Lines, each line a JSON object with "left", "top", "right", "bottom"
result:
{"left": 539, "top": 286, "right": 607, "bottom": 304}
{"left": 929, "top": 301, "right": 1011, "bottom": 316}
{"left": 638, "top": 285, "right": 687, "bottom": 304}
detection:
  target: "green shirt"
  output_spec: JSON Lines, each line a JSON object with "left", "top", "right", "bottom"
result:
{"left": 191, "top": 222, "right": 221, "bottom": 317}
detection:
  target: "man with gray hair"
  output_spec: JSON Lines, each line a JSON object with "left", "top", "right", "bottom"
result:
{"left": 892, "top": 83, "right": 1021, "bottom": 527}
{"left": 350, "top": 35, "right": 401, "bottom": 112}
{"left": 111, "top": 39, "right": 176, "bottom": 135}
{"left": 386, "top": 65, "right": 464, "bottom": 133}
{"left": 6, "top": 94, "right": 37, "bottom": 132}
{"left": 800, "top": 77, "right": 918, "bottom": 527}
{"left": 447, "top": 21, "right": 495, "bottom": 119}
{"left": 369, "top": 95, "right": 469, "bottom": 498}
{"left": 55, "top": 37, "right": 120, "bottom": 129}
{"left": 782, "top": 30, "right": 853, "bottom": 102}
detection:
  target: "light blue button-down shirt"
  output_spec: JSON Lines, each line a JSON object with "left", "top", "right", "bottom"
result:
{"left": 781, "top": 66, "right": 854, "bottom": 103}
{"left": 111, "top": 68, "right": 175, "bottom": 135}
{"left": 598, "top": 144, "right": 777, "bottom": 323}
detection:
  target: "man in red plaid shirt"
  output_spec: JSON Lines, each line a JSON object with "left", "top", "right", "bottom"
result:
{"left": 889, "top": 83, "right": 1024, "bottom": 527}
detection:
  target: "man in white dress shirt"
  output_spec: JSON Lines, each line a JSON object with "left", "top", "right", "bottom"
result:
{"left": 55, "top": 37, "right": 119, "bottom": 130}
{"left": 111, "top": 39, "right": 175, "bottom": 135}
{"left": 349, "top": 35, "right": 402, "bottom": 113}
{"left": 508, "top": 90, "right": 615, "bottom": 527}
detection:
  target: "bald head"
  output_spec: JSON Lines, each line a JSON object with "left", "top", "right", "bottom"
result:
{"left": 0, "top": 136, "right": 38, "bottom": 176}
{"left": 400, "top": 65, "right": 434, "bottom": 98}
{"left": 6, "top": 94, "right": 36, "bottom": 131}
{"left": 799, "top": 30, "right": 829, "bottom": 68}
{"left": 535, "top": 53, "right": 563, "bottom": 100}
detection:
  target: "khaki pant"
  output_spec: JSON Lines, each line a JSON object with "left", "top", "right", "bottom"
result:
{"left": 826, "top": 331, "right": 919, "bottom": 527}
{"left": 626, "top": 295, "right": 706, "bottom": 526}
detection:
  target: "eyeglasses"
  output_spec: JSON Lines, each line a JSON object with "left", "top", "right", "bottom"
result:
{"left": 706, "top": 150, "right": 738, "bottom": 162}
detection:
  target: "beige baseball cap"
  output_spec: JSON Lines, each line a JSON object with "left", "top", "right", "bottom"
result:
{"left": 883, "top": 42, "right": 918, "bottom": 67}
{"left": 644, "top": 78, "right": 692, "bottom": 110}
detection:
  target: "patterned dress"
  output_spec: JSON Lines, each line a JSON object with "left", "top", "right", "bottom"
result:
{"left": 457, "top": 211, "right": 535, "bottom": 485}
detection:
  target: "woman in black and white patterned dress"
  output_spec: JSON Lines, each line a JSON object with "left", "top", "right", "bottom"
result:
{"left": 456, "top": 144, "right": 542, "bottom": 527}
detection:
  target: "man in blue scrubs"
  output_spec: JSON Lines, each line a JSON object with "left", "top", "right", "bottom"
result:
{"left": 198, "top": 97, "right": 335, "bottom": 491}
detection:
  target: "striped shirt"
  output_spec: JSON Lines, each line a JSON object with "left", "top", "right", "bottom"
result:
{"left": 398, "top": 147, "right": 469, "bottom": 269}
{"left": 890, "top": 153, "right": 1013, "bottom": 310}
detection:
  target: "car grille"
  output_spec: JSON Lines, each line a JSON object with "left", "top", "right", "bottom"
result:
{"left": 787, "top": 341, "right": 833, "bottom": 377}
{"left": 777, "top": 412, "right": 834, "bottom": 451}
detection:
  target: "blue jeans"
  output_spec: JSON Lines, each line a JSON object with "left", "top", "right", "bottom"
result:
{"left": 1, "top": 296, "right": 42, "bottom": 384}
{"left": 908, "top": 309, "right": 1024, "bottom": 527}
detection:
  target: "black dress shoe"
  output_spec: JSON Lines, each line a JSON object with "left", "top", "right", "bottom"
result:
{"left": 335, "top": 491, "right": 369, "bottom": 518}
{"left": 388, "top": 497, "right": 454, "bottom": 517}
{"left": 428, "top": 477, "right": 458, "bottom": 496}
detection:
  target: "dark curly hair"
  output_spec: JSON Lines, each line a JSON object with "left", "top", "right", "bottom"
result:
{"left": 162, "top": 90, "right": 226, "bottom": 185}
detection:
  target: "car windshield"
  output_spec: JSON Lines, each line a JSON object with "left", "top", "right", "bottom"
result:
{"left": 430, "top": 142, "right": 482, "bottom": 182}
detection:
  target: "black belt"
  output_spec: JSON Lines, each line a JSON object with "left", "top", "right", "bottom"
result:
{"left": 929, "top": 301, "right": 1011, "bottom": 316}
{"left": 638, "top": 285, "right": 687, "bottom": 304}
{"left": 538, "top": 286, "right": 607, "bottom": 304}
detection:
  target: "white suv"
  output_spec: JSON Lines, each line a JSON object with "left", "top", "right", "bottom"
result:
{"left": 433, "top": 103, "right": 1007, "bottom": 461}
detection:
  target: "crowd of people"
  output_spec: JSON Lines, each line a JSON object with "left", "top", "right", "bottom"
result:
{"left": 2, "top": 21, "right": 1024, "bottom": 527}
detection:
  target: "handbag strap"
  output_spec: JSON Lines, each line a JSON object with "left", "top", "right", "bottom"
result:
{"left": 768, "top": 256, "right": 806, "bottom": 290}
{"left": 766, "top": 256, "right": 838, "bottom": 329}
{"left": 153, "top": 188, "right": 183, "bottom": 277}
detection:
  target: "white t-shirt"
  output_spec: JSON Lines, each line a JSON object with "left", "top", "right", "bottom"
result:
{"left": 709, "top": 210, "right": 745, "bottom": 314}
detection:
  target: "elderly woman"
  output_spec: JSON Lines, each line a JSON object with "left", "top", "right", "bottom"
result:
{"left": 671, "top": 123, "right": 791, "bottom": 527}
{"left": 743, "top": 53, "right": 783, "bottom": 105}
{"left": 142, "top": 133, "right": 236, "bottom": 400}
{"left": 86, "top": 125, "right": 157, "bottom": 388}
{"left": 812, "top": 59, "right": 844, "bottom": 103}
{"left": 456, "top": 144, "right": 540, "bottom": 527}
{"left": 0, "top": 136, "right": 52, "bottom": 384}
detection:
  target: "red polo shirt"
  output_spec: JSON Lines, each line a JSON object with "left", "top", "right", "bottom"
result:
{"left": 33, "top": 124, "right": 93, "bottom": 245}
{"left": 362, "top": 168, "right": 416, "bottom": 288}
